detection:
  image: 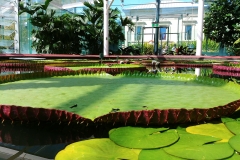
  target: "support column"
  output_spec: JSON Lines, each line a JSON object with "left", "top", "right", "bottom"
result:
{"left": 14, "top": 0, "right": 20, "bottom": 53}
{"left": 196, "top": 0, "right": 204, "bottom": 56}
{"left": 103, "top": 0, "right": 109, "bottom": 56}
{"left": 154, "top": 0, "right": 160, "bottom": 55}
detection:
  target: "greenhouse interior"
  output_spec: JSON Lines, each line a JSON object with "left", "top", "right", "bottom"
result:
{"left": 0, "top": 0, "right": 226, "bottom": 55}
{"left": 0, "top": 0, "right": 240, "bottom": 160}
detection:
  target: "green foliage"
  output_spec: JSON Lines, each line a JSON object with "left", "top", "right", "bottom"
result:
{"left": 109, "top": 127, "right": 179, "bottom": 149}
{"left": 202, "top": 38, "right": 220, "bottom": 52}
{"left": 204, "top": 0, "right": 240, "bottom": 48}
{"left": 55, "top": 138, "right": 140, "bottom": 160}
{"left": 19, "top": 0, "right": 134, "bottom": 54}
{"left": 233, "top": 37, "right": 240, "bottom": 55}
{"left": 142, "top": 42, "right": 154, "bottom": 55}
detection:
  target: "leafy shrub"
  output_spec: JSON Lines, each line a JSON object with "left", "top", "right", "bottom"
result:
{"left": 233, "top": 38, "right": 240, "bottom": 56}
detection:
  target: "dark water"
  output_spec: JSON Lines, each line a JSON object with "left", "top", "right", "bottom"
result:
{"left": 0, "top": 121, "right": 100, "bottom": 160}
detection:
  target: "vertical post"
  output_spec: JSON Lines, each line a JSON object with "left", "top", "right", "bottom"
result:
{"left": 14, "top": 0, "right": 20, "bottom": 53}
{"left": 196, "top": 0, "right": 204, "bottom": 56}
{"left": 154, "top": 0, "right": 160, "bottom": 55}
{"left": 103, "top": 0, "right": 109, "bottom": 56}
{"left": 141, "top": 27, "right": 144, "bottom": 54}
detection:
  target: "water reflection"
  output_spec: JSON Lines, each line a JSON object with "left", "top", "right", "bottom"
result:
{"left": 146, "top": 65, "right": 208, "bottom": 75}
{"left": 0, "top": 121, "right": 95, "bottom": 159}
{"left": 0, "top": 67, "right": 37, "bottom": 76}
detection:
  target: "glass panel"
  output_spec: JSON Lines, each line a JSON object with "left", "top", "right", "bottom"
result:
{"left": 185, "top": 25, "right": 192, "bottom": 40}
{"left": 0, "top": 40, "right": 14, "bottom": 47}
{"left": 1, "top": 49, "right": 14, "bottom": 53}
{"left": 135, "top": 26, "right": 142, "bottom": 41}
{"left": 160, "top": 27, "right": 167, "bottom": 40}
{"left": 0, "top": 29, "right": 15, "bottom": 36}
{"left": 0, "top": 20, "right": 15, "bottom": 26}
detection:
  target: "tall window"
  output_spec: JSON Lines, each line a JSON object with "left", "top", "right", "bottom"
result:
{"left": 135, "top": 26, "right": 142, "bottom": 41}
{"left": 159, "top": 27, "right": 167, "bottom": 40}
{"left": 185, "top": 25, "right": 192, "bottom": 40}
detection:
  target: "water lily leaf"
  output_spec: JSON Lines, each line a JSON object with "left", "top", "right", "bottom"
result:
{"left": 164, "top": 132, "right": 221, "bottom": 151}
{"left": 164, "top": 142, "right": 234, "bottom": 160}
{"left": 109, "top": 126, "right": 179, "bottom": 149}
{"left": 224, "top": 121, "right": 240, "bottom": 135}
{"left": 228, "top": 134, "right": 240, "bottom": 152}
{"left": 55, "top": 138, "right": 140, "bottom": 160}
{"left": 227, "top": 153, "right": 240, "bottom": 160}
{"left": 186, "top": 123, "right": 234, "bottom": 142}
{"left": 221, "top": 117, "right": 236, "bottom": 123}
{"left": 139, "top": 149, "right": 184, "bottom": 160}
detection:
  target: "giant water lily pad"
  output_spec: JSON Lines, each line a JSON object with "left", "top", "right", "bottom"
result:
{"left": 55, "top": 138, "right": 140, "bottom": 160}
{"left": 224, "top": 121, "right": 240, "bottom": 135}
{"left": 228, "top": 134, "right": 240, "bottom": 152}
{"left": 139, "top": 149, "right": 183, "bottom": 160}
{"left": 109, "top": 127, "right": 179, "bottom": 149}
{"left": 186, "top": 123, "right": 234, "bottom": 142}
{"left": 1, "top": 74, "right": 240, "bottom": 120}
{"left": 164, "top": 142, "right": 234, "bottom": 160}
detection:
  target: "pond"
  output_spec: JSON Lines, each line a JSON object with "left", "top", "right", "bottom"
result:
{"left": 0, "top": 62, "right": 239, "bottom": 160}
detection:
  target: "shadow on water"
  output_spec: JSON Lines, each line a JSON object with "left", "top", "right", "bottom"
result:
{"left": 0, "top": 120, "right": 96, "bottom": 160}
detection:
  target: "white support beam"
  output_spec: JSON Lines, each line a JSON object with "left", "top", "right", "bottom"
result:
{"left": 103, "top": 0, "right": 115, "bottom": 57}
{"left": 14, "top": 0, "right": 19, "bottom": 54}
{"left": 196, "top": 0, "right": 204, "bottom": 56}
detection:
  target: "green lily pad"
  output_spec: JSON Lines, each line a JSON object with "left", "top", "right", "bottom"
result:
{"left": 109, "top": 126, "right": 179, "bottom": 149}
{"left": 224, "top": 121, "right": 240, "bottom": 135}
{"left": 221, "top": 117, "right": 236, "bottom": 123}
{"left": 164, "top": 142, "right": 234, "bottom": 160}
{"left": 186, "top": 123, "right": 234, "bottom": 142}
{"left": 229, "top": 134, "right": 240, "bottom": 152}
{"left": 55, "top": 138, "right": 140, "bottom": 160}
{"left": 227, "top": 153, "right": 240, "bottom": 160}
{"left": 139, "top": 149, "right": 184, "bottom": 160}
{"left": 164, "top": 132, "right": 221, "bottom": 150}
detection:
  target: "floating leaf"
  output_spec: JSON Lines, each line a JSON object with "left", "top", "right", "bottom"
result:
{"left": 109, "top": 126, "right": 179, "bottom": 149}
{"left": 227, "top": 153, "right": 240, "bottom": 160}
{"left": 221, "top": 117, "right": 236, "bottom": 123}
{"left": 55, "top": 138, "right": 140, "bottom": 160}
{"left": 186, "top": 123, "right": 234, "bottom": 142}
{"left": 139, "top": 149, "right": 183, "bottom": 160}
{"left": 224, "top": 121, "right": 240, "bottom": 135}
{"left": 229, "top": 134, "right": 240, "bottom": 152}
{"left": 164, "top": 132, "right": 221, "bottom": 151}
{"left": 164, "top": 142, "right": 234, "bottom": 160}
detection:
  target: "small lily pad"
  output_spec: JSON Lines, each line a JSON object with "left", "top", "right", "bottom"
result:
{"left": 139, "top": 149, "right": 184, "bottom": 160}
{"left": 164, "top": 132, "right": 221, "bottom": 151}
{"left": 55, "top": 138, "right": 140, "bottom": 160}
{"left": 186, "top": 123, "right": 234, "bottom": 142}
{"left": 224, "top": 121, "right": 240, "bottom": 135}
{"left": 164, "top": 142, "right": 234, "bottom": 160}
{"left": 109, "top": 126, "right": 179, "bottom": 149}
{"left": 229, "top": 134, "right": 240, "bottom": 152}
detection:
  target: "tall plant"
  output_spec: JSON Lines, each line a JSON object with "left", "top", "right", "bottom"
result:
{"left": 19, "top": 0, "right": 134, "bottom": 54}
{"left": 19, "top": 0, "right": 85, "bottom": 54}
{"left": 204, "top": 0, "right": 240, "bottom": 54}
{"left": 81, "top": 0, "right": 134, "bottom": 54}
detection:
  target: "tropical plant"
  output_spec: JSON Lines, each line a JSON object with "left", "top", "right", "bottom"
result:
{"left": 19, "top": 0, "right": 134, "bottom": 55}
{"left": 204, "top": 0, "right": 240, "bottom": 54}
{"left": 81, "top": 0, "right": 134, "bottom": 54}
{"left": 19, "top": 0, "right": 85, "bottom": 54}
{"left": 232, "top": 23, "right": 240, "bottom": 55}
